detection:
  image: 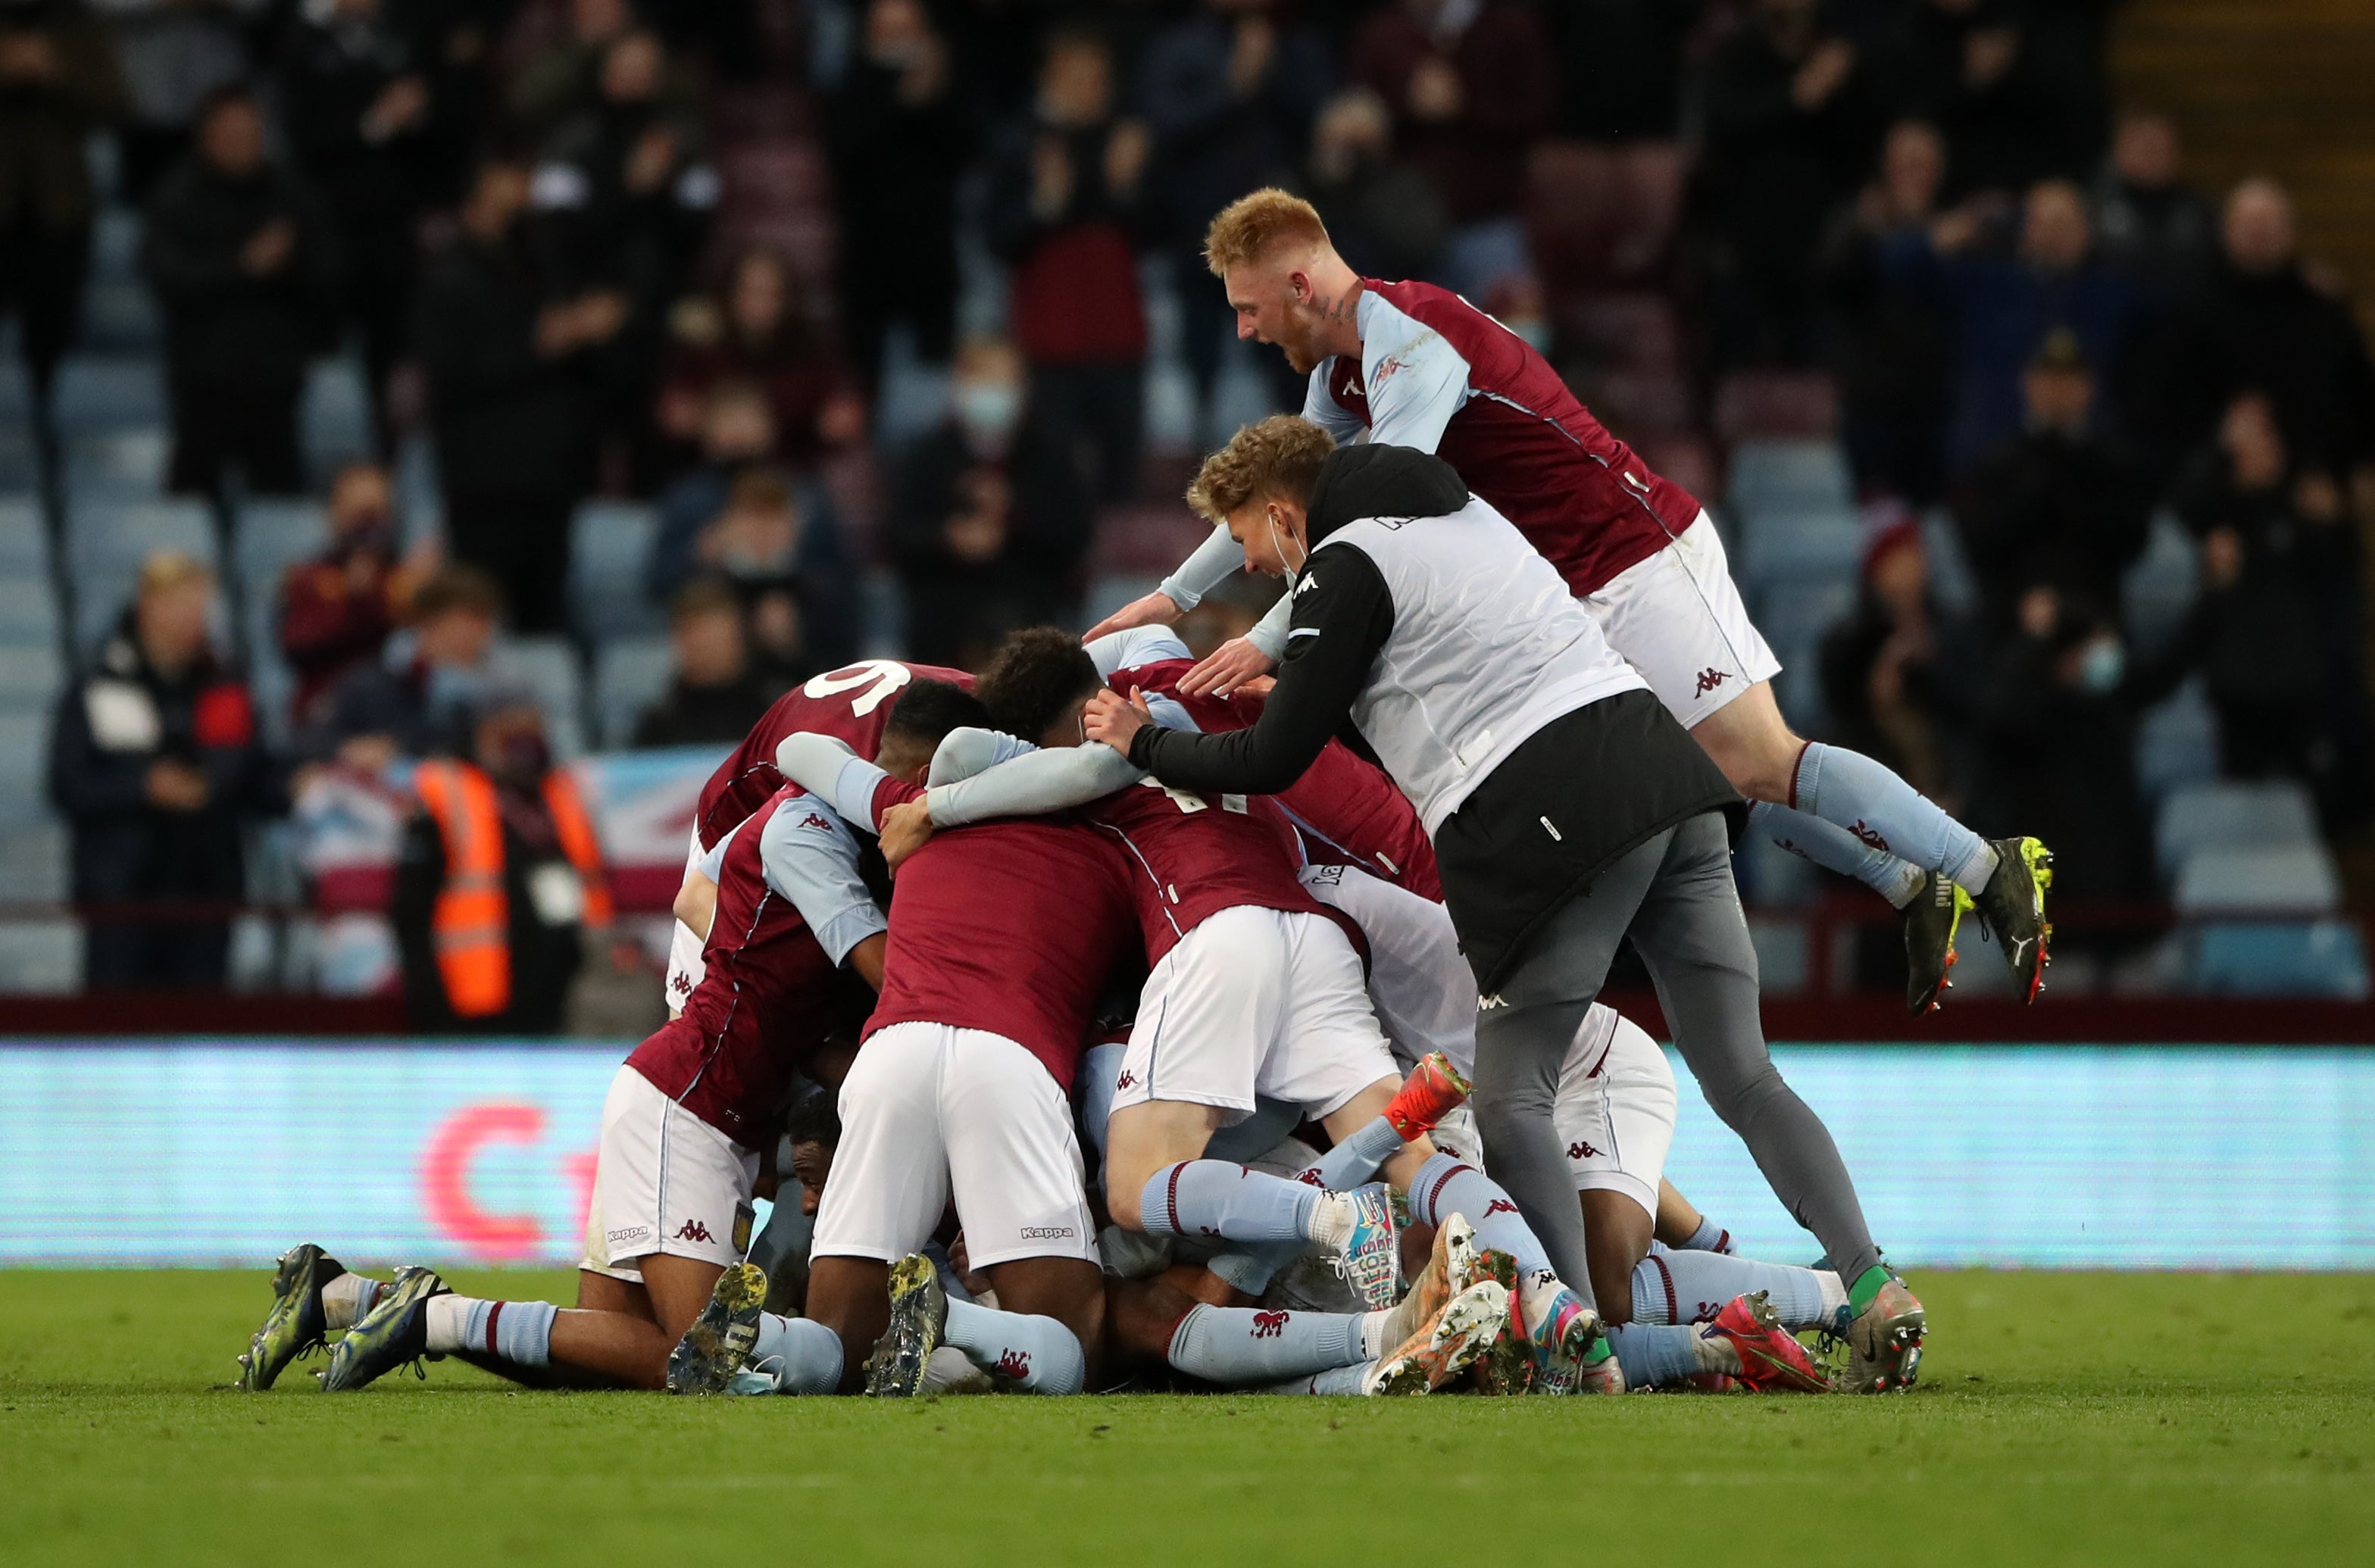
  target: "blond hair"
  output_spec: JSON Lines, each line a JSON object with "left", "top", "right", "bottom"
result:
{"left": 1186, "top": 416, "right": 1336, "bottom": 523}
{"left": 1203, "top": 189, "right": 1331, "bottom": 278}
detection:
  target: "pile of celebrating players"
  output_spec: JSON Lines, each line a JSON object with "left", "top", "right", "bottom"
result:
{"left": 238, "top": 190, "right": 2067, "bottom": 1401}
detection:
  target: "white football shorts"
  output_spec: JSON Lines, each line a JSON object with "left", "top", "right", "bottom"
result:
{"left": 1584, "top": 511, "right": 1780, "bottom": 726}
{"left": 582, "top": 1064, "right": 758, "bottom": 1282}
{"left": 1111, "top": 904, "right": 1400, "bottom": 1125}
{"left": 811, "top": 1022, "right": 1099, "bottom": 1271}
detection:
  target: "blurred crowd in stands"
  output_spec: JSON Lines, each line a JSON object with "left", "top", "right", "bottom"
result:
{"left": 2, "top": 0, "right": 2371, "bottom": 1004}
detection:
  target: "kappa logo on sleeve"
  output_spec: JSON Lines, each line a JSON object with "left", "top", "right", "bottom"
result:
{"left": 797, "top": 812, "right": 837, "bottom": 832}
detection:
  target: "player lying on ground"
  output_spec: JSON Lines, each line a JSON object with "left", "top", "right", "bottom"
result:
{"left": 1089, "top": 189, "right": 2052, "bottom": 1016}
{"left": 235, "top": 684, "right": 983, "bottom": 1394}
{"left": 1083, "top": 423, "right": 1927, "bottom": 1392}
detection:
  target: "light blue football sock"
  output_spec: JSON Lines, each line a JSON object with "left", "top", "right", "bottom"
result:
{"left": 1606, "top": 1323, "right": 1700, "bottom": 1390}
{"left": 748, "top": 1313, "right": 843, "bottom": 1395}
{"left": 1789, "top": 743, "right": 1997, "bottom": 893}
{"left": 1139, "top": 1160, "right": 1317, "bottom": 1245}
{"left": 1207, "top": 1116, "right": 1409, "bottom": 1295}
{"left": 1406, "top": 1151, "right": 1554, "bottom": 1290}
{"left": 1682, "top": 1213, "right": 1735, "bottom": 1254}
{"left": 943, "top": 1298, "right": 1084, "bottom": 1395}
{"left": 1167, "top": 1304, "right": 1369, "bottom": 1386}
{"left": 1752, "top": 801, "right": 1927, "bottom": 907}
{"left": 1261, "top": 1359, "right": 1377, "bottom": 1395}
{"left": 1633, "top": 1251, "right": 1837, "bottom": 1329}
{"left": 461, "top": 1298, "right": 555, "bottom": 1368}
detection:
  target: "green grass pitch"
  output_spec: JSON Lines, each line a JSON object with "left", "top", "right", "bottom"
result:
{"left": 3, "top": 1269, "right": 2371, "bottom": 1566}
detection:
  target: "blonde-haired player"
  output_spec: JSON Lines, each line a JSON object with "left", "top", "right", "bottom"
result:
{"left": 1090, "top": 188, "right": 2052, "bottom": 1026}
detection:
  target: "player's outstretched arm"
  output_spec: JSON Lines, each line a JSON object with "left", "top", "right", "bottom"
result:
{"left": 772, "top": 731, "right": 881, "bottom": 829}
{"left": 1107, "top": 548, "right": 1392, "bottom": 795}
{"left": 925, "top": 731, "right": 1144, "bottom": 827}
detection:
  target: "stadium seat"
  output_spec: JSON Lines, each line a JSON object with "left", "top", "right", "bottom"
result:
{"left": 2155, "top": 780, "right": 2319, "bottom": 884}
{"left": 65, "top": 497, "right": 218, "bottom": 653}
{"left": 300, "top": 358, "right": 374, "bottom": 479}
{"left": 50, "top": 356, "right": 165, "bottom": 433}
{"left": 568, "top": 501, "right": 665, "bottom": 640}
{"left": 0, "top": 710, "right": 52, "bottom": 832}
{"left": 232, "top": 498, "right": 329, "bottom": 614}
{"left": 0, "top": 823, "right": 66, "bottom": 900}
{"left": 2188, "top": 920, "right": 2370, "bottom": 999}
{"left": 0, "top": 644, "right": 62, "bottom": 711}
{"left": 239, "top": 607, "right": 298, "bottom": 753}
{"left": 2172, "top": 843, "right": 2341, "bottom": 917}
{"left": 494, "top": 635, "right": 587, "bottom": 757}
{"left": 592, "top": 636, "right": 677, "bottom": 748}
{"left": 1919, "top": 506, "right": 1980, "bottom": 618}
{"left": 1752, "top": 578, "right": 1855, "bottom": 729}
{"left": 2121, "top": 511, "right": 2198, "bottom": 655}
{"left": 1737, "top": 507, "right": 1862, "bottom": 592}
{"left": 1728, "top": 439, "right": 1853, "bottom": 517}
{"left": 0, "top": 495, "right": 50, "bottom": 576}
{"left": 1633, "top": 433, "right": 1719, "bottom": 508}
{"left": 1571, "top": 367, "right": 1694, "bottom": 436}
{"left": 0, "top": 578, "right": 60, "bottom": 645}
{"left": 0, "top": 921, "right": 80, "bottom": 994}
{"left": 61, "top": 429, "right": 169, "bottom": 496}
{"left": 2133, "top": 677, "right": 2220, "bottom": 803}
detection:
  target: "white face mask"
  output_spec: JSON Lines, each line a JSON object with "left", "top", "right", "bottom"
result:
{"left": 1265, "top": 505, "right": 1305, "bottom": 578}
{"left": 954, "top": 381, "right": 1022, "bottom": 447}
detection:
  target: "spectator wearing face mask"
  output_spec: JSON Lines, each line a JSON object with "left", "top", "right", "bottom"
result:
{"left": 632, "top": 576, "right": 777, "bottom": 748}
{"left": 392, "top": 691, "right": 610, "bottom": 1034}
{"left": 275, "top": 461, "right": 436, "bottom": 726}
{"left": 884, "top": 336, "right": 1092, "bottom": 670}
{"left": 1975, "top": 583, "right": 2192, "bottom": 907}
{"left": 306, "top": 563, "right": 502, "bottom": 773}
{"left": 49, "top": 551, "right": 280, "bottom": 988}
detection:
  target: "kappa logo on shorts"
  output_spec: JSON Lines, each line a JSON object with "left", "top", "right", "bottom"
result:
{"left": 1019, "top": 1226, "right": 1076, "bottom": 1241}
{"left": 673, "top": 1220, "right": 714, "bottom": 1244}
{"left": 669, "top": 972, "right": 692, "bottom": 998}
{"left": 1848, "top": 820, "right": 1890, "bottom": 851}
{"left": 995, "top": 1349, "right": 1032, "bottom": 1382}
{"left": 1694, "top": 667, "right": 1730, "bottom": 697}
{"left": 1114, "top": 1069, "right": 1138, "bottom": 1089}
{"left": 606, "top": 1226, "right": 652, "bottom": 1245}
{"left": 1250, "top": 1310, "right": 1290, "bottom": 1339}
{"left": 1567, "top": 1140, "right": 1601, "bottom": 1160}
{"left": 1477, "top": 994, "right": 1507, "bottom": 1011}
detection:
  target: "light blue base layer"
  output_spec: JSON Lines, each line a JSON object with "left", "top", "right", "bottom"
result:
{"left": 1, "top": 1043, "right": 2370, "bottom": 1268}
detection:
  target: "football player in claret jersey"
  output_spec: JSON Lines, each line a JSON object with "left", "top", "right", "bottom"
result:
{"left": 1089, "top": 189, "right": 2052, "bottom": 1019}
{"left": 236, "top": 683, "right": 988, "bottom": 1396}
{"left": 664, "top": 657, "right": 970, "bottom": 1013}
{"left": 799, "top": 627, "right": 1623, "bottom": 1393}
